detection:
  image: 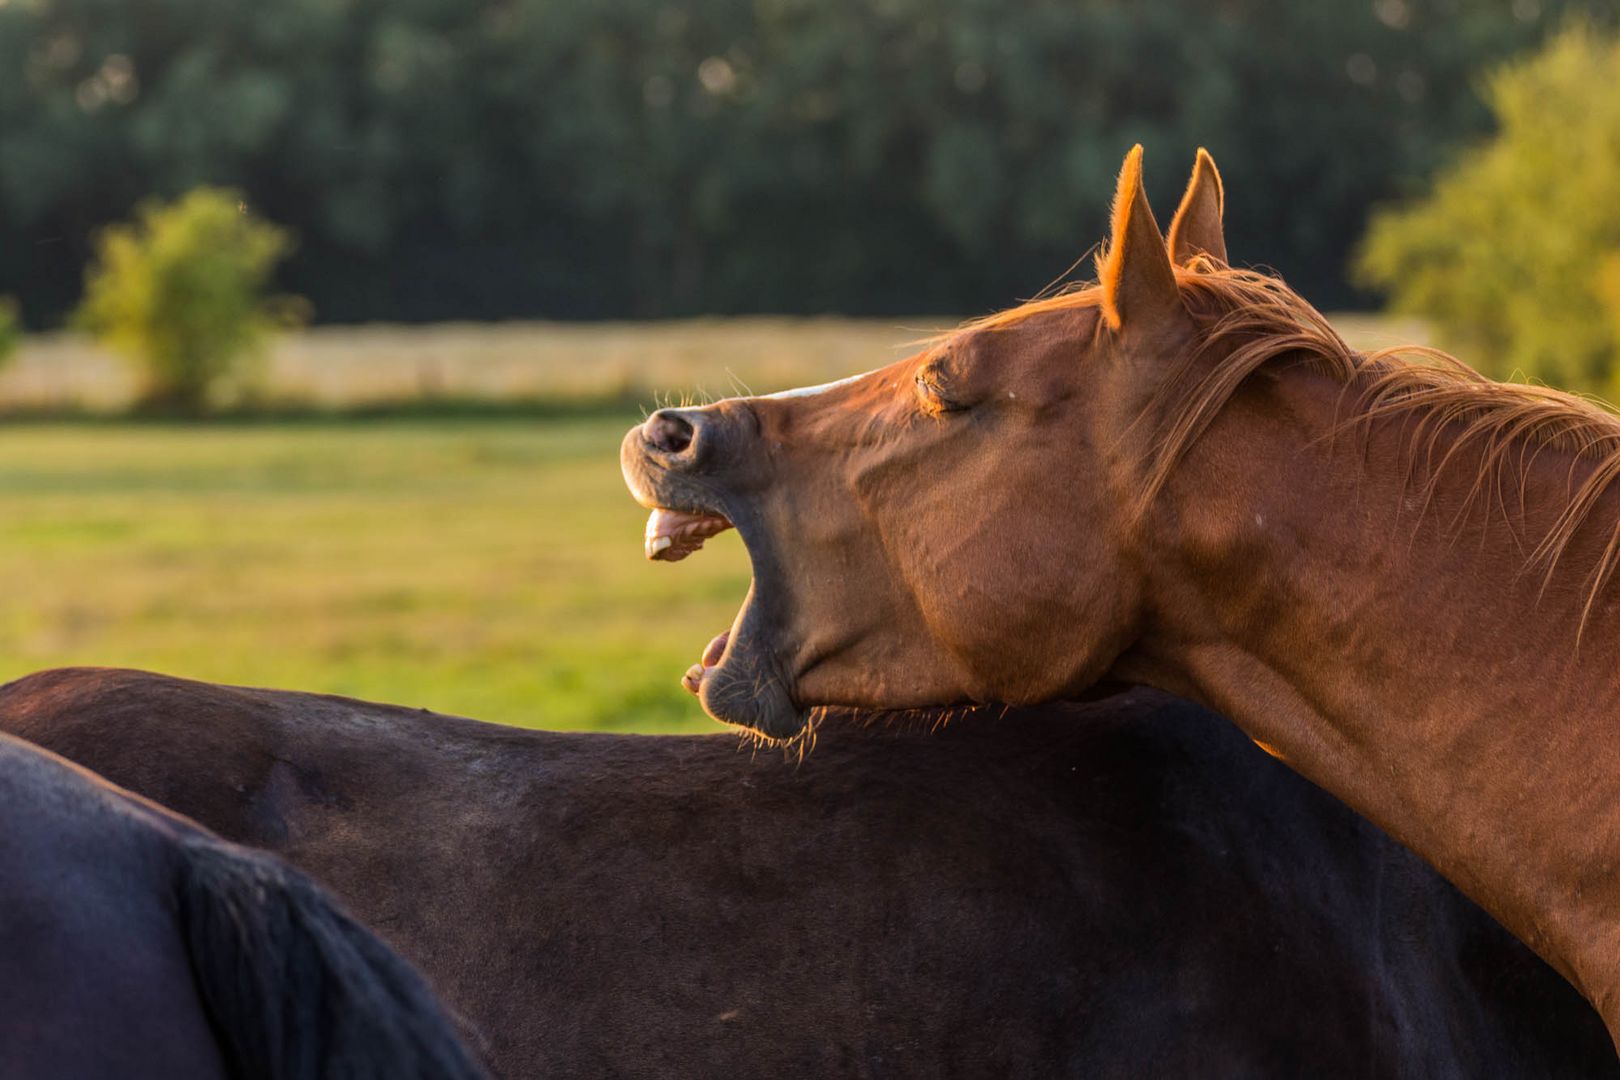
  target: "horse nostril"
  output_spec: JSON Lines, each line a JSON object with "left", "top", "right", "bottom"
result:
{"left": 643, "top": 409, "right": 696, "bottom": 456}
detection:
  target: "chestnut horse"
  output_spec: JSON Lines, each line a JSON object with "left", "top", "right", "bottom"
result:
{"left": 621, "top": 146, "right": 1620, "bottom": 1049}
{"left": 0, "top": 729, "right": 487, "bottom": 1079}
{"left": 3, "top": 668, "right": 1615, "bottom": 1077}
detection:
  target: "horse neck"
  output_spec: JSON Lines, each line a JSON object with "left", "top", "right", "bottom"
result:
{"left": 1125, "top": 365, "right": 1620, "bottom": 1025}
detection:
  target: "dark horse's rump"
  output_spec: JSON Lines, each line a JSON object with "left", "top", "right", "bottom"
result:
{"left": 1, "top": 667, "right": 1612, "bottom": 1078}
{"left": 0, "top": 729, "right": 487, "bottom": 1080}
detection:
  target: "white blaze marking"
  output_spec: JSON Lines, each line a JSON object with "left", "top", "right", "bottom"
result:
{"left": 760, "top": 369, "right": 877, "bottom": 400}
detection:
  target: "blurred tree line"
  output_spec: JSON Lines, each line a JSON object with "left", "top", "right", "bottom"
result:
{"left": 0, "top": 0, "right": 1613, "bottom": 326}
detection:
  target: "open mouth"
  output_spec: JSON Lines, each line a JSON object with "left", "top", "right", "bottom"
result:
{"left": 643, "top": 506, "right": 737, "bottom": 698}
{"left": 624, "top": 414, "right": 805, "bottom": 740}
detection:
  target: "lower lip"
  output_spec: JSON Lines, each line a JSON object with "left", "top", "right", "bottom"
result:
{"left": 682, "top": 630, "right": 731, "bottom": 696}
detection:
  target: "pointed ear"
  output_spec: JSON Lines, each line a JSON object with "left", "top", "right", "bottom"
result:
{"left": 1098, "top": 146, "right": 1182, "bottom": 332}
{"left": 1166, "top": 148, "right": 1227, "bottom": 266}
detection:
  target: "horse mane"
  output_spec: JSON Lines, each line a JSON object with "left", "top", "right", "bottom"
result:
{"left": 948, "top": 258, "right": 1620, "bottom": 624}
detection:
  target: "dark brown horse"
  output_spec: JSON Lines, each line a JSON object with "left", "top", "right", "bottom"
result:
{"left": 2, "top": 667, "right": 1615, "bottom": 1077}
{"left": 620, "top": 146, "right": 1620, "bottom": 1050}
{"left": 0, "top": 728, "right": 487, "bottom": 1080}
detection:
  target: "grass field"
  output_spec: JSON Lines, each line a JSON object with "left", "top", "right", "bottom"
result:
{"left": 0, "top": 416, "right": 748, "bottom": 732}
{"left": 0, "top": 314, "right": 1431, "bottom": 733}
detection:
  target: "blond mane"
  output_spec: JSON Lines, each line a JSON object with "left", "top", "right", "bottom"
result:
{"left": 947, "top": 259, "right": 1620, "bottom": 624}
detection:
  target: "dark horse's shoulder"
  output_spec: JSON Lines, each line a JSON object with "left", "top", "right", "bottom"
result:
{"left": 0, "top": 667, "right": 562, "bottom": 846}
{"left": 0, "top": 668, "right": 323, "bottom": 845}
{"left": 0, "top": 665, "right": 500, "bottom": 751}
{"left": 0, "top": 667, "right": 268, "bottom": 743}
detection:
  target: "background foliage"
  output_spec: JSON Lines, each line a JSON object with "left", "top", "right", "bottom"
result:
{"left": 76, "top": 187, "right": 297, "bottom": 410}
{"left": 1, "top": 0, "right": 1612, "bottom": 327}
{"left": 0, "top": 297, "right": 18, "bottom": 370}
{"left": 1357, "top": 21, "right": 1620, "bottom": 396}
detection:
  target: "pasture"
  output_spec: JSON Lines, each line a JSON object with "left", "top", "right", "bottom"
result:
{"left": 0, "top": 314, "right": 1427, "bottom": 733}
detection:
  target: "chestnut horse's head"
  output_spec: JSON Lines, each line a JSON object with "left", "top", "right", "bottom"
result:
{"left": 622, "top": 147, "right": 1228, "bottom": 738}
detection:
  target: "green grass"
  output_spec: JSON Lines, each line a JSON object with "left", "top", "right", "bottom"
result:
{"left": 0, "top": 416, "right": 750, "bottom": 733}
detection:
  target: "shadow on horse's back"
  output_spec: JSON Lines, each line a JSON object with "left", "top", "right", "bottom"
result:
{"left": 0, "top": 731, "right": 489, "bottom": 1080}
{"left": 2, "top": 667, "right": 1615, "bottom": 1078}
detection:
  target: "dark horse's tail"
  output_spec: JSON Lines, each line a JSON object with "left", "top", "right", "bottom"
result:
{"left": 173, "top": 838, "right": 492, "bottom": 1080}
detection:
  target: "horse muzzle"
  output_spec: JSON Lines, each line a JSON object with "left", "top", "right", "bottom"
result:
{"left": 620, "top": 405, "right": 808, "bottom": 741}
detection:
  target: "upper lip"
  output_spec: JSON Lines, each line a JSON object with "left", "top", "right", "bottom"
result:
{"left": 643, "top": 506, "right": 734, "bottom": 561}
{"left": 623, "top": 439, "right": 723, "bottom": 510}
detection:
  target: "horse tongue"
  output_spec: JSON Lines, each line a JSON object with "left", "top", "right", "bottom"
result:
{"left": 702, "top": 630, "right": 730, "bottom": 667}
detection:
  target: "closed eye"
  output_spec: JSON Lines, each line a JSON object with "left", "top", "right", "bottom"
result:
{"left": 915, "top": 368, "right": 965, "bottom": 415}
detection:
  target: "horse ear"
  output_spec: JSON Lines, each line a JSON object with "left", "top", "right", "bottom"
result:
{"left": 1098, "top": 145, "right": 1182, "bottom": 332}
{"left": 1167, "top": 148, "right": 1227, "bottom": 266}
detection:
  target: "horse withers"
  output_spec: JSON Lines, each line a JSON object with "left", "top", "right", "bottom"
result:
{"left": 620, "top": 145, "right": 1620, "bottom": 1050}
{"left": 0, "top": 728, "right": 487, "bottom": 1080}
{"left": 1, "top": 667, "right": 1613, "bottom": 1078}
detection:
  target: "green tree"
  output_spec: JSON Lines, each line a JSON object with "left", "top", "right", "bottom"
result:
{"left": 0, "top": 297, "right": 18, "bottom": 371}
{"left": 76, "top": 187, "right": 298, "bottom": 412}
{"left": 1356, "top": 21, "right": 1620, "bottom": 397}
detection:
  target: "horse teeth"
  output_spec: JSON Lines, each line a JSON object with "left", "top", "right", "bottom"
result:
{"left": 644, "top": 506, "right": 732, "bottom": 561}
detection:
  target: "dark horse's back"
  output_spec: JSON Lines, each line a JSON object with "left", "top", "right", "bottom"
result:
{"left": 1, "top": 667, "right": 1613, "bottom": 1078}
{"left": 0, "top": 729, "right": 488, "bottom": 1080}
{"left": 0, "top": 735, "right": 228, "bottom": 1078}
